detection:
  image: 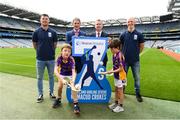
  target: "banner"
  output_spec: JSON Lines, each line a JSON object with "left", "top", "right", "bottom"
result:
{"left": 66, "top": 37, "right": 111, "bottom": 103}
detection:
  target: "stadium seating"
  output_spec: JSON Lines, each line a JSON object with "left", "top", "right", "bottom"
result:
{"left": 0, "top": 15, "right": 180, "bottom": 52}
{"left": 0, "top": 38, "right": 32, "bottom": 48}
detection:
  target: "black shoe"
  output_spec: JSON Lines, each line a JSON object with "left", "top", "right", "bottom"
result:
{"left": 52, "top": 99, "right": 61, "bottom": 108}
{"left": 49, "top": 93, "right": 56, "bottom": 99}
{"left": 136, "top": 94, "right": 143, "bottom": 102}
{"left": 74, "top": 104, "right": 80, "bottom": 114}
{"left": 37, "top": 94, "right": 43, "bottom": 103}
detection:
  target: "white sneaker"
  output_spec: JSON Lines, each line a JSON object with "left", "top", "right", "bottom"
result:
{"left": 108, "top": 103, "right": 117, "bottom": 110}
{"left": 112, "top": 105, "right": 124, "bottom": 113}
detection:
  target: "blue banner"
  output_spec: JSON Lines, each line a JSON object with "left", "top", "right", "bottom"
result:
{"left": 66, "top": 37, "right": 111, "bottom": 103}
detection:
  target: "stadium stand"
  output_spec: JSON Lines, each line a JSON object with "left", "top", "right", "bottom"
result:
{"left": 0, "top": 1, "right": 180, "bottom": 53}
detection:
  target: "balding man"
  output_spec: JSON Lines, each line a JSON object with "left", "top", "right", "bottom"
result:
{"left": 119, "top": 17, "right": 144, "bottom": 102}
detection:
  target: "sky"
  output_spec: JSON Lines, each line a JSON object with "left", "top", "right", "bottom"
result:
{"left": 0, "top": 0, "right": 170, "bottom": 22}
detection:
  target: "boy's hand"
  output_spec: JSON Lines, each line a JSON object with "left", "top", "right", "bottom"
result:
{"left": 119, "top": 66, "right": 124, "bottom": 71}
{"left": 99, "top": 71, "right": 108, "bottom": 75}
{"left": 62, "top": 79, "right": 68, "bottom": 85}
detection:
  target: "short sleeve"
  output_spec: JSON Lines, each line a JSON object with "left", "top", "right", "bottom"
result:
{"left": 119, "top": 32, "right": 124, "bottom": 44}
{"left": 32, "top": 31, "right": 38, "bottom": 42}
{"left": 139, "top": 33, "right": 144, "bottom": 43}
{"left": 71, "top": 56, "right": 75, "bottom": 69}
{"left": 53, "top": 31, "right": 58, "bottom": 42}
{"left": 56, "top": 57, "right": 61, "bottom": 66}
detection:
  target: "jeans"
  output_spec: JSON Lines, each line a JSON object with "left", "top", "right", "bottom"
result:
{"left": 125, "top": 61, "right": 140, "bottom": 95}
{"left": 36, "top": 59, "right": 55, "bottom": 96}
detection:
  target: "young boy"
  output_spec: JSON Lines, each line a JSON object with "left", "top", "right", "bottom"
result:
{"left": 100, "top": 39, "right": 126, "bottom": 113}
{"left": 52, "top": 44, "right": 80, "bottom": 114}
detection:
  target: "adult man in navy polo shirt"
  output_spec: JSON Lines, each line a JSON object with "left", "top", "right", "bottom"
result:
{"left": 120, "top": 17, "right": 144, "bottom": 102}
{"left": 32, "top": 14, "right": 57, "bottom": 103}
{"left": 66, "top": 17, "right": 86, "bottom": 73}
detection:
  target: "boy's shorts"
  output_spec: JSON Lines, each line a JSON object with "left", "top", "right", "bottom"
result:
{"left": 114, "top": 78, "right": 127, "bottom": 88}
{"left": 60, "top": 75, "right": 72, "bottom": 83}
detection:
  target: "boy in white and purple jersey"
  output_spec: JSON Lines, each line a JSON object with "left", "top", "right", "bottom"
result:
{"left": 113, "top": 51, "right": 126, "bottom": 81}
{"left": 100, "top": 39, "right": 126, "bottom": 113}
{"left": 52, "top": 44, "right": 80, "bottom": 114}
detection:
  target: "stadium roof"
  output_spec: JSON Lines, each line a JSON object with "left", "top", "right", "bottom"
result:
{"left": 0, "top": 3, "right": 70, "bottom": 26}
{"left": 0, "top": 1, "right": 179, "bottom": 28}
{"left": 80, "top": 0, "right": 180, "bottom": 27}
{"left": 168, "top": 0, "right": 180, "bottom": 19}
{"left": 80, "top": 16, "right": 160, "bottom": 27}
{"left": 0, "top": 3, "right": 163, "bottom": 28}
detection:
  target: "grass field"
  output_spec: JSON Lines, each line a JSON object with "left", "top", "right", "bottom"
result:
{"left": 0, "top": 48, "right": 180, "bottom": 101}
{"left": 1, "top": 72, "right": 180, "bottom": 119}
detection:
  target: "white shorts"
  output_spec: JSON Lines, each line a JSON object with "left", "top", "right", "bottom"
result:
{"left": 114, "top": 78, "right": 127, "bottom": 88}
{"left": 60, "top": 75, "right": 72, "bottom": 83}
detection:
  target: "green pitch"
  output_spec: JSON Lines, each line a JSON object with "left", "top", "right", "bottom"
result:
{"left": 107, "top": 48, "right": 180, "bottom": 102}
{"left": 0, "top": 72, "right": 180, "bottom": 119}
{"left": 0, "top": 48, "right": 180, "bottom": 101}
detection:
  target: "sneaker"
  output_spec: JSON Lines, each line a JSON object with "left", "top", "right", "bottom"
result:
{"left": 112, "top": 105, "right": 124, "bottom": 113}
{"left": 37, "top": 94, "right": 43, "bottom": 103}
{"left": 108, "top": 103, "right": 118, "bottom": 110}
{"left": 49, "top": 93, "right": 56, "bottom": 99}
{"left": 74, "top": 104, "right": 80, "bottom": 114}
{"left": 136, "top": 94, "right": 143, "bottom": 102}
{"left": 52, "top": 99, "right": 61, "bottom": 108}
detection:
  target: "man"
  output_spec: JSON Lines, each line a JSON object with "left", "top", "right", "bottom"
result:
{"left": 90, "top": 19, "right": 108, "bottom": 67}
{"left": 66, "top": 17, "right": 86, "bottom": 73}
{"left": 32, "top": 14, "right": 57, "bottom": 103}
{"left": 119, "top": 17, "right": 144, "bottom": 102}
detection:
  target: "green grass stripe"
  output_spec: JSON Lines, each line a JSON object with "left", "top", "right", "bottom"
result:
{"left": 140, "top": 48, "right": 150, "bottom": 56}
{"left": 0, "top": 61, "right": 35, "bottom": 68}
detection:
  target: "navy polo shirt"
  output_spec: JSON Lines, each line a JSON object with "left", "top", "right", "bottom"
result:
{"left": 32, "top": 27, "right": 57, "bottom": 61}
{"left": 120, "top": 29, "right": 144, "bottom": 64}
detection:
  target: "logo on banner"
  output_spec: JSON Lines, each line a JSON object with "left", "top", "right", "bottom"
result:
{"left": 67, "top": 37, "right": 111, "bottom": 103}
